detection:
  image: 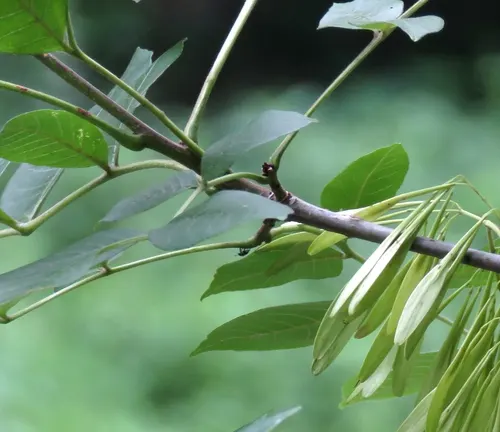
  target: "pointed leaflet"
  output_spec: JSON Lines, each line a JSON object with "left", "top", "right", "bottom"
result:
{"left": 312, "top": 312, "right": 366, "bottom": 376}
{"left": 358, "top": 321, "right": 395, "bottom": 382}
{"left": 0, "top": 110, "right": 109, "bottom": 169}
{"left": 344, "top": 189, "right": 447, "bottom": 317}
{"left": 101, "top": 170, "right": 198, "bottom": 223}
{"left": 397, "top": 389, "right": 436, "bottom": 432}
{"left": 149, "top": 190, "right": 292, "bottom": 251}
{"left": 234, "top": 406, "right": 301, "bottom": 432}
{"left": 0, "top": 164, "right": 63, "bottom": 221}
{"left": 355, "top": 259, "right": 412, "bottom": 338}
{"left": 192, "top": 301, "right": 330, "bottom": 355}
{"left": 318, "top": 0, "right": 444, "bottom": 42}
{"left": 417, "top": 289, "right": 480, "bottom": 402}
{"left": 0, "top": 0, "right": 68, "bottom": 54}
{"left": 0, "top": 228, "right": 142, "bottom": 305}
{"left": 90, "top": 41, "right": 185, "bottom": 163}
{"left": 348, "top": 347, "right": 397, "bottom": 400}
{"left": 395, "top": 215, "right": 486, "bottom": 345}
{"left": 313, "top": 189, "right": 447, "bottom": 370}
{"left": 340, "top": 351, "right": 438, "bottom": 408}
{"left": 321, "top": 144, "right": 409, "bottom": 211}
{"left": 202, "top": 233, "right": 342, "bottom": 299}
{"left": 201, "top": 110, "right": 316, "bottom": 180}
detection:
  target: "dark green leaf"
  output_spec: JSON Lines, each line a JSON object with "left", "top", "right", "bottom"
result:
{"left": 0, "top": 110, "right": 109, "bottom": 169}
{"left": 234, "top": 406, "right": 301, "bottom": 432}
{"left": 0, "top": 228, "right": 142, "bottom": 304}
{"left": 192, "top": 301, "right": 331, "bottom": 355}
{"left": 340, "top": 351, "right": 437, "bottom": 408}
{"left": 149, "top": 190, "right": 292, "bottom": 251}
{"left": 0, "top": 164, "right": 63, "bottom": 221}
{"left": 318, "top": 0, "right": 444, "bottom": 42}
{"left": 321, "top": 144, "right": 409, "bottom": 211}
{"left": 101, "top": 170, "right": 198, "bottom": 223}
{"left": 202, "top": 233, "right": 343, "bottom": 299}
{"left": 90, "top": 41, "right": 185, "bottom": 163}
{"left": 201, "top": 110, "right": 315, "bottom": 180}
{"left": 0, "top": 0, "right": 68, "bottom": 54}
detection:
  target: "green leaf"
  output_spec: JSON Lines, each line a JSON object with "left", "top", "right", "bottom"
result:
{"left": 340, "top": 351, "right": 437, "bottom": 408}
{"left": 397, "top": 389, "right": 435, "bottom": 432}
{"left": 0, "top": 0, "right": 68, "bottom": 54}
{"left": 312, "top": 312, "right": 366, "bottom": 376}
{"left": 101, "top": 170, "right": 198, "bottom": 223}
{"left": 192, "top": 301, "right": 331, "bottom": 355}
{"left": 201, "top": 110, "right": 316, "bottom": 180}
{"left": 321, "top": 144, "right": 409, "bottom": 211}
{"left": 0, "top": 228, "right": 142, "bottom": 304}
{"left": 234, "top": 406, "right": 301, "bottom": 432}
{"left": 201, "top": 233, "right": 343, "bottom": 299}
{"left": 0, "top": 110, "right": 109, "bottom": 169}
{"left": 0, "top": 164, "right": 63, "bottom": 221}
{"left": 90, "top": 41, "right": 185, "bottom": 163}
{"left": 149, "top": 190, "right": 292, "bottom": 251}
{"left": 318, "top": 0, "right": 444, "bottom": 42}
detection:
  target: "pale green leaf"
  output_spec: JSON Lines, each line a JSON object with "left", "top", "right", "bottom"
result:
{"left": 192, "top": 301, "right": 330, "bottom": 355}
{"left": 149, "top": 190, "right": 292, "bottom": 251}
{"left": 397, "top": 389, "right": 435, "bottom": 432}
{"left": 341, "top": 351, "right": 437, "bottom": 408}
{"left": 0, "top": 164, "right": 63, "bottom": 221}
{"left": 318, "top": 0, "right": 444, "bottom": 42}
{"left": 201, "top": 110, "right": 316, "bottom": 180}
{"left": 0, "top": 110, "right": 109, "bottom": 169}
{"left": 0, "top": 0, "right": 68, "bottom": 54}
{"left": 318, "top": 0, "right": 402, "bottom": 30}
{"left": 101, "top": 170, "right": 198, "bottom": 223}
{"left": 235, "top": 406, "right": 301, "bottom": 432}
{"left": 202, "top": 233, "right": 342, "bottom": 299}
{"left": 388, "top": 16, "right": 445, "bottom": 42}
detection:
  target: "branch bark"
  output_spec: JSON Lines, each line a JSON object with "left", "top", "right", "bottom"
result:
{"left": 38, "top": 55, "right": 500, "bottom": 274}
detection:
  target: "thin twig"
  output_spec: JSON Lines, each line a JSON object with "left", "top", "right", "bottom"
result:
{"left": 184, "top": 0, "right": 260, "bottom": 141}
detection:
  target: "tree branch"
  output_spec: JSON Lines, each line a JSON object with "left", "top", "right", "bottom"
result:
{"left": 36, "top": 54, "right": 198, "bottom": 168}
{"left": 35, "top": 55, "right": 500, "bottom": 274}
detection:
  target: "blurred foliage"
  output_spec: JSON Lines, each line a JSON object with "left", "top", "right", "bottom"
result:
{"left": 1, "top": 1, "right": 500, "bottom": 431}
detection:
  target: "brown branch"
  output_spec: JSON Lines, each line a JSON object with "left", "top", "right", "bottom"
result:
{"left": 35, "top": 54, "right": 198, "bottom": 169}
{"left": 36, "top": 54, "right": 500, "bottom": 274}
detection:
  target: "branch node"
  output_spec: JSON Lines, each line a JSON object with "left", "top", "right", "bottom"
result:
{"left": 262, "top": 162, "right": 289, "bottom": 203}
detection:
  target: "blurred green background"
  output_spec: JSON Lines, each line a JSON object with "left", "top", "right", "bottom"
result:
{"left": 1, "top": 0, "right": 500, "bottom": 431}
